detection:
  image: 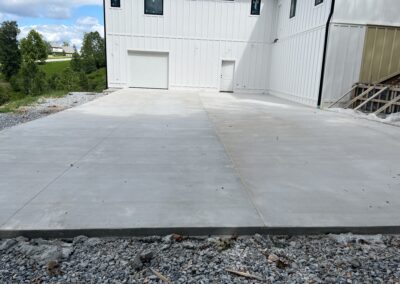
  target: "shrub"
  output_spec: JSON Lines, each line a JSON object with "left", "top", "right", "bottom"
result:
{"left": 0, "top": 85, "right": 10, "bottom": 105}
{"left": 47, "top": 74, "right": 64, "bottom": 91}
{"left": 9, "top": 75, "right": 22, "bottom": 92}
{"left": 78, "top": 72, "right": 89, "bottom": 91}
{"left": 60, "top": 67, "right": 79, "bottom": 92}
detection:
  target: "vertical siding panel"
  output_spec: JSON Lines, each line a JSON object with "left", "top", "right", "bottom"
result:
{"left": 268, "top": 0, "right": 332, "bottom": 106}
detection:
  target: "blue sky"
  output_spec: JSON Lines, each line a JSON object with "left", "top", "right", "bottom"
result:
{"left": 17, "top": 5, "right": 104, "bottom": 27}
{"left": 0, "top": 1, "right": 104, "bottom": 48}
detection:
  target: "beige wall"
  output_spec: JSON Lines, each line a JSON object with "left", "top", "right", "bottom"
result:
{"left": 360, "top": 26, "right": 400, "bottom": 83}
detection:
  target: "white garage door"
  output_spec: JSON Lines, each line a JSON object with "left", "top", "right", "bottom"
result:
{"left": 128, "top": 51, "right": 169, "bottom": 89}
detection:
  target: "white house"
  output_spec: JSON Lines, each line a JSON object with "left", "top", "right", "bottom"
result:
{"left": 104, "top": 0, "right": 400, "bottom": 107}
{"left": 51, "top": 44, "right": 64, "bottom": 54}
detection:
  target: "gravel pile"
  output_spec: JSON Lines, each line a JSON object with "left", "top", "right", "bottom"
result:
{"left": 0, "top": 92, "right": 105, "bottom": 131}
{"left": 1, "top": 234, "right": 399, "bottom": 283}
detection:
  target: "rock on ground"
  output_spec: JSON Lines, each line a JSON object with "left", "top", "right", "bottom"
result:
{"left": 0, "top": 92, "right": 106, "bottom": 131}
{"left": 0, "top": 234, "right": 399, "bottom": 283}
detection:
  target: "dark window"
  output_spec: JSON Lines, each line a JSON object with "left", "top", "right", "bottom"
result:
{"left": 145, "top": 0, "right": 163, "bottom": 15}
{"left": 251, "top": 0, "right": 261, "bottom": 15}
{"left": 111, "top": 0, "right": 120, "bottom": 8}
{"left": 289, "top": 0, "right": 297, "bottom": 18}
{"left": 315, "top": 0, "right": 323, "bottom": 5}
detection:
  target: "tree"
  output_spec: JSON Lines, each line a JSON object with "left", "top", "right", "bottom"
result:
{"left": 0, "top": 21, "right": 22, "bottom": 80}
{"left": 45, "top": 41, "right": 53, "bottom": 55}
{"left": 70, "top": 46, "right": 82, "bottom": 72}
{"left": 81, "top": 31, "right": 105, "bottom": 71}
{"left": 81, "top": 56, "right": 97, "bottom": 74}
{"left": 60, "top": 67, "right": 79, "bottom": 91}
{"left": 63, "top": 41, "right": 70, "bottom": 47}
{"left": 20, "top": 30, "right": 48, "bottom": 64}
{"left": 19, "top": 60, "right": 47, "bottom": 96}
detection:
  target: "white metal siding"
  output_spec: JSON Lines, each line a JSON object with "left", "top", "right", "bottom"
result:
{"left": 267, "top": 0, "right": 332, "bottom": 107}
{"left": 106, "top": 0, "right": 400, "bottom": 107}
{"left": 333, "top": 0, "right": 400, "bottom": 27}
{"left": 106, "top": 0, "right": 274, "bottom": 92}
{"left": 321, "top": 24, "right": 366, "bottom": 106}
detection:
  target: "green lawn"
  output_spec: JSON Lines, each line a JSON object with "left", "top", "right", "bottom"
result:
{"left": 39, "top": 61, "right": 70, "bottom": 76}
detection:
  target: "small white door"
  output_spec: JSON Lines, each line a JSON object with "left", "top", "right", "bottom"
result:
{"left": 128, "top": 51, "right": 168, "bottom": 89}
{"left": 220, "top": 60, "right": 235, "bottom": 92}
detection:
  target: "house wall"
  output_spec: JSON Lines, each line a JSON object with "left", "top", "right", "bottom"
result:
{"left": 320, "top": 0, "right": 400, "bottom": 106}
{"left": 332, "top": 0, "right": 400, "bottom": 27}
{"left": 268, "top": 0, "right": 333, "bottom": 106}
{"left": 321, "top": 24, "right": 366, "bottom": 106}
{"left": 106, "top": 0, "right": 400, "bottom": 107}
{"left": 105, "top": 0, "right": 274, "bottom": 92}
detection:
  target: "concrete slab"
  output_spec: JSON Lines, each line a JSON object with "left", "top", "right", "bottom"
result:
{"left": 0, "top": 89, "right": 264, "bottom": 234}
{"left": 1, "top": 89, "right": 400, "bottom": 236}
{"left": 200, "top": 92, "right": 400, "bottom": 228}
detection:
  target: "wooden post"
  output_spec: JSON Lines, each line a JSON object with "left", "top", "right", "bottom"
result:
{"left": 374, "top": 94, "right": 400, "bottom": 115}
{"left": 354, "top": 87, "right": 389, "bottom": 111}
{"left": 343, "top": 86, "right": 375, "bottom": 109}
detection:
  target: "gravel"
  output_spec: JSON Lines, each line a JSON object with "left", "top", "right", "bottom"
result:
{"left": 0, "top": 92, "right": 106, "bottom": 131}
{"left": 0, "top": 234, "right": 399, "bottom": 283}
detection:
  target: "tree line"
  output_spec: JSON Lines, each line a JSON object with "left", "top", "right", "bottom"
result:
{"left": 0, "top": 21, "right": 105, "bottom": 99}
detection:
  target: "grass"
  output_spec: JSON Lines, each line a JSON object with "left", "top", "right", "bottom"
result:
{"left": 39, "top": 60, "right": 70, "bottom": 76}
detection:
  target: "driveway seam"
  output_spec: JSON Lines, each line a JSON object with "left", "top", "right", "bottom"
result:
{"left": 197, "top": 92, "right": 268, "bottom": 227}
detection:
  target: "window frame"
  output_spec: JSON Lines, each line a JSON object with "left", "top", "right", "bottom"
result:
{"left": 144, "top": 0, "right": 164, "bottom": 16}
{"left": 289, "top": 0, "right": 297, "bottom": 18}
{"left": 110, "top": 0, "right": 121, "bottom": 8}
{"left": 315, "top": 0, "right": 324, "bottom": 6}
{"left": 250, "top": 0, "right": 261, "bottom": 16}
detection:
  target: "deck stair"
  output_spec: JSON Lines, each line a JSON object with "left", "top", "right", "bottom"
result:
{"left": 328, "top": 74, "right": 400, "bottom": 116}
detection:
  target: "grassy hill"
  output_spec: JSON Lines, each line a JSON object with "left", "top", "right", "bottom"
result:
{"left": 39, "top": 61, "right": 70, "bottom": 76}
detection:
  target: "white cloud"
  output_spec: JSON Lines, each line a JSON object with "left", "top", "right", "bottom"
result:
{"left": 20, "top": 17, "right": 104, "bottom": 50}
{"left": 76, "top": 16, "right": 100, "bottom": 26}
{"left": 0, "top": 0, "right": 102, "bottom": 19}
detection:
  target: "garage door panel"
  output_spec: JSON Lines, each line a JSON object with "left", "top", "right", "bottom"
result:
{"left": 128, "top": 51, "right": 168, "bottom": 89}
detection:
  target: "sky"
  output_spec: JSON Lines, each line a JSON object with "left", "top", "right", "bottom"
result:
{"left": 0, "top": 0, "right": 104, "bottom": 49}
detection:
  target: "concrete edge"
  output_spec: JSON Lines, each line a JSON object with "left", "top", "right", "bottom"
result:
{"left": 1, "top": 226, "right": 400, "bottom": 239}
{"left": 324, "top": 108, "right": 400, "bottom": 128}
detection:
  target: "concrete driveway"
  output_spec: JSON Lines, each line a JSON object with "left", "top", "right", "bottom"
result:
{"left": 1, "top": 89, "right": 399, "bottom": 237}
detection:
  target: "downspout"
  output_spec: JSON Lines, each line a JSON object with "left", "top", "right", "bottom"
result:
{"left": 103, "top": 0, "right": 109, "bottom": 89}
{"left": 317, "top": 0, "right": 336, "bottom": 107}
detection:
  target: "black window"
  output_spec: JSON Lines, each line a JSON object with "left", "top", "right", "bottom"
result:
{"left": 315, "top": 0, "right": 323, "bottom": 5}
{"left": 145, "top": 0, "right": 163, "bottom": 15}
{"left": 251, "top": 0, "right": 261, "bottom": 15}
{"left": 111, "top": 0, "right": 120, "bottom": 8}
{"left": 289, "top": 0, "right": 297, "bottom": 18}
